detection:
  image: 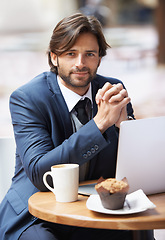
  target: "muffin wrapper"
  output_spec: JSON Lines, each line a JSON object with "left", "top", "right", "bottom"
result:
{"left": 96, "top": 177, "right": 129, "bottom": 210}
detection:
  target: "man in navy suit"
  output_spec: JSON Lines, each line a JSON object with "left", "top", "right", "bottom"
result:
{"left": 0, "top": 13, "right": 136, "bottom": 239}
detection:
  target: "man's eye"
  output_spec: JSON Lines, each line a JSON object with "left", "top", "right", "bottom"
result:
{"left": 67, "top": 52, "right": 75, "bottom": 56}
{"left": 87, "top": 53, "right": 94, "bottom": 57}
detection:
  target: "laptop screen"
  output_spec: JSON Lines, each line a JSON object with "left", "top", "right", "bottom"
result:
{"left": 115, "top": 116, "right": 165, "bottom": 195}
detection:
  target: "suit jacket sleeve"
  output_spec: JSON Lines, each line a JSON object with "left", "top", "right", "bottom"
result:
{"left": 10, "top": 88, "right": 111, "bottom": 191}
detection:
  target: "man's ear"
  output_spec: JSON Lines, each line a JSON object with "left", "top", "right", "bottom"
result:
{"left": 51, "top": 52, "right": 57, "bottom": 66}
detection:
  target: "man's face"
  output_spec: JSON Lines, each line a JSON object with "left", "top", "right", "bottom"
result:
{"left": 51, "top": 32, "right": 101, "bottom": 95}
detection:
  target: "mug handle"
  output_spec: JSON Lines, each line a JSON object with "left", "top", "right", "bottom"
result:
{"left": 43, "top": 171, "right": 54, "bottom": 192}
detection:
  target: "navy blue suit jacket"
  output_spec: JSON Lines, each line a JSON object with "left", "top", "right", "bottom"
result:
{"left": 0, "top": 72, "right": 134, "bottom": 239}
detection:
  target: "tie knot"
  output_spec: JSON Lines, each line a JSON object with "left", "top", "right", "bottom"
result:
{"left": 75, "top": 98, "right": 91, "bottom": 125}
{"left": 75, "top": 98, "right": 89, "bottom": 110}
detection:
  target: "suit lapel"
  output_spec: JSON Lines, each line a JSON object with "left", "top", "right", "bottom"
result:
{"left": 91, "top": 78, "right": 99, "bottom": 117}
{"left": 46, "top": 72, "right": 73, "bottom": 139}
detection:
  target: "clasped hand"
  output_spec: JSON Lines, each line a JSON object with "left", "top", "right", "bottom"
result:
{"left": 94, "top": 82, "right": 130, "bottom": 133}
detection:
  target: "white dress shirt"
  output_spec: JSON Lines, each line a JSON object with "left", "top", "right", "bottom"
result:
{"left": 57, "top": 76, "right": 93, "bottom": 113}
{"left": 57, "top": 76, "right": 93, "bottom": 181}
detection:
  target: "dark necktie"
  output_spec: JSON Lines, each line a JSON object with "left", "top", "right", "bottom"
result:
{"left": 74, "top": 98, "right": 91, "bottom": 125}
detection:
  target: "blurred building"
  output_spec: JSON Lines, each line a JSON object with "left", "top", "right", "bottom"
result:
{"left": 0, "top": 0, "right": 164, "bottom": 133}
{"left": 0, "top": 0, "right": 78, "bottom": 33}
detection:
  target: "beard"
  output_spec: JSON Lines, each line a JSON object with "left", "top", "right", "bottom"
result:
{"left": 59, "top": 67, "right": 95, "bottom": 88}
{"left": 57, "top": 62, "right": 99, "bottom": 89}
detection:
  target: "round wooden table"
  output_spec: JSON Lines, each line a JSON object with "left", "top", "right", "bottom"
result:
{"left": 28, "top": 190, "right": 165, "bottom": 240}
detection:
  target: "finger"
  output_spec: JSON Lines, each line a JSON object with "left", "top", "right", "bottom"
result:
{"left": 95, "top": 82, "right": 113, "bottom": 104}
{"left": 118, "top": 96, "right": 131, "bottom": 108}
{"left": 101, "top": 82, "right": 113, "bottom": 92}
{"left": 109, "top": 89, "right": 128, "bottom": 103}
{"left": 99, "top": 82, "right": 113, "bottom": 98}
{"left": 95, "top": 89, "right": 104, "bottom": 104}
{"left": 102, "top": 83, "right": 123, "bottom": 101}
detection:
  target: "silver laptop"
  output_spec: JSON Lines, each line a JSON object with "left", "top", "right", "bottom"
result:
{"left": 115, "top": 116, "right": 165, "bottom": 195}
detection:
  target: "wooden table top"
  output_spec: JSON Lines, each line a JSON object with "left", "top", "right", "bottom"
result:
{"left": 28, "top": 186, "right": 165, "bottom": 231}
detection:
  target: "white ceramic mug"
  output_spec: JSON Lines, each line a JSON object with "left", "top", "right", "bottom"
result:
{"left": 43, "top": 164, "right": 79, "bottom": 202}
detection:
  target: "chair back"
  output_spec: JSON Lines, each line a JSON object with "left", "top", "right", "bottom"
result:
{"left": 0, "top": 137, "right": 15, "bottom": 202}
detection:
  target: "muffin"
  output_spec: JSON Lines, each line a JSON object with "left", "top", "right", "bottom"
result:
{"left": 95, "top": 177, "right": 129, "bottom": 210}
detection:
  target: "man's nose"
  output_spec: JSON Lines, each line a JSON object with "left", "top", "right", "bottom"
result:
{"left": 75, "top": 54, "right": 85, "bottom": 68}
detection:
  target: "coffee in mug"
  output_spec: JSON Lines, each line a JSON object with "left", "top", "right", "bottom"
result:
{"left": 43, "top": 164, "right": 79, "bottom": 202}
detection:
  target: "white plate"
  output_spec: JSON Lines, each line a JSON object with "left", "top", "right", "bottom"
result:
{"left": 86, "top": 189, "right": 156, "bottom": 215}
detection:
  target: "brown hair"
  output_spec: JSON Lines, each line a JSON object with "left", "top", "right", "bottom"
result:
{"left": 47, "top": 13, "right": 110, "bottom": 73}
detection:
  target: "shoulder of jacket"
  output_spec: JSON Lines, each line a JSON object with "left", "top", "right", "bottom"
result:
{"left": 94, "top": 74, "right": 123, "bottom": 86}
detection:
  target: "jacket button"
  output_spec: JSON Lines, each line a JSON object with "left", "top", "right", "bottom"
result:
{"left": 87, "top": 151, "right": 91, "bottom": 156}
{"left": 94, "top": 145, "right": 99, "bottom": 151}
{"left": 91, "top": 148, "right": 95, "bottom": 153}
{"left": 31, "top": 216, "right": 37, "bottom": 221}
{"left": 83, "top": 153, "right": 88, "bottom": 159}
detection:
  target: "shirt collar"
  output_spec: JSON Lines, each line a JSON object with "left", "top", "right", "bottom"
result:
{"left": 57, "top": 76, "right": 93, "bottom": 112}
